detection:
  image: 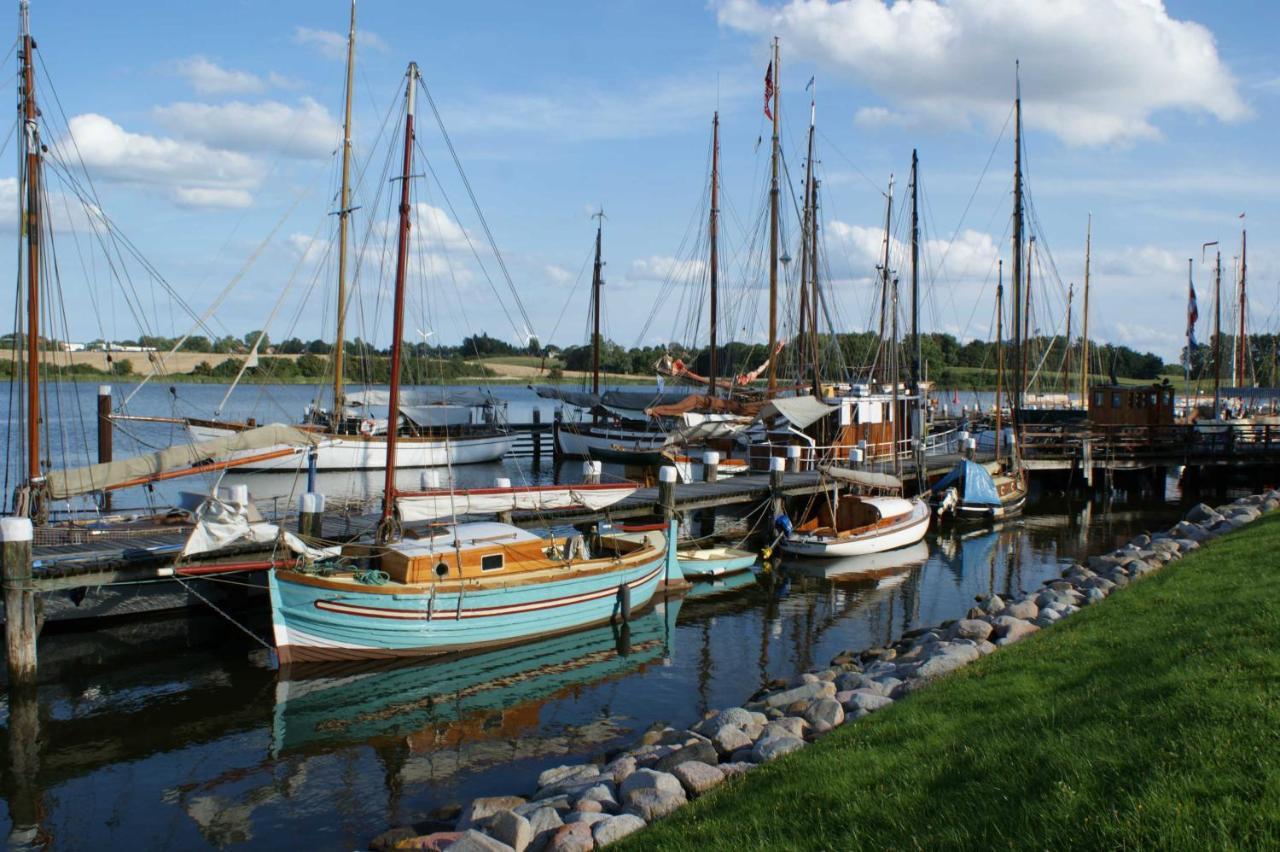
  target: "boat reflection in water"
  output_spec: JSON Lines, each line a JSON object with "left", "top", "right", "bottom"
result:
{"left": 779, "top": 540, "right": 931, "bottom": 585}
{"left": 684, "top": 567, "right": 761, "bottom": 601}
{"left": 271, "top": 595, "right": 683, "bottom": 757}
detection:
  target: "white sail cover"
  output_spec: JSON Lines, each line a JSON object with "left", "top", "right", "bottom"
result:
{"left": 346, "top": 388, "right": 494, "bottom": 407}
{"left": 397, "top": 482, "right": 638, "bottom": 522}
{"left": 757, "top": 396, "right": 837, "bottom": 429}
{"left": 818, "top": 465, "right": 904, "bottom": 492}
{"left": 183, "top": 497, "right": 339, "bottom": 559}
{"left": 46, "top": 424, "right": 323, "bottom": 499}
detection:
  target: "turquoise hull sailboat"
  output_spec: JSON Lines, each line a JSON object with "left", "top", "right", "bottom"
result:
{"left": 268, "top": 523, "right": 667, "bottom": 664}
{"left": 271, "top": 596, "right": 681, "bottom": 756}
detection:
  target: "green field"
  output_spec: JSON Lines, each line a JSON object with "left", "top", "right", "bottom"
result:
{"left": 623, "top": 514, "right": 1280, "bottom": 851}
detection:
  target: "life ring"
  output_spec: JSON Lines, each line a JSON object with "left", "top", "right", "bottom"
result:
{"left": 359, "top": 418, "right": 377, "bottom": 436}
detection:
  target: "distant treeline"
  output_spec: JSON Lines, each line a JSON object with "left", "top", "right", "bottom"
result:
{"left": 558, "top": 331, "right": 1167, "bottom": 386}
{"left": 0, "top": 353, "right": 494, "bottom": 383}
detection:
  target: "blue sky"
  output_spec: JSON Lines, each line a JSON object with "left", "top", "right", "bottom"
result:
{"left": 6, "top": 0, "right": 1278, "bottom": 362}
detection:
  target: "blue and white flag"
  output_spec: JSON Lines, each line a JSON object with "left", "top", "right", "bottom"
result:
{"left": 1185, "top": 277, "right": 1199, "bottom": 364}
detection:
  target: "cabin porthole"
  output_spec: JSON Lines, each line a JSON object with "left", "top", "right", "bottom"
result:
{"left": 434, "top": 561, "right": 449, "bottom": 578}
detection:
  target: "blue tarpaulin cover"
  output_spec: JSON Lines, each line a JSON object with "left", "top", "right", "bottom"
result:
{"left": 932, "top": 460, "right": 1001, "bottom": 508}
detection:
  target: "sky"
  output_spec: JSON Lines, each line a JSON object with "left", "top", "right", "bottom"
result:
{"left": 4, "top": 0, "right": 1278, "bottom": 363}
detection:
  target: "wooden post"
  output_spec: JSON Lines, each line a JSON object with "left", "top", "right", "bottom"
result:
{"left": 97, "top": 385, "right": 112, "bottom": 511}
{"left": 532, "top": 407, "right": 542, "bottom": 467}
{"left": 494, "top": 477, "right": 513, "bottom": 524}
{"left": 298, "top": 492, "right": 325, "bottom": 540}
{"left": 787, "top": 444, "right": 803, "bottom": 473}
{"left": 657, "top": 466, "right": 682, "bottom": 586}
{"left": 701, "top": 450, "right": 719, "bottom": 483}
{"left": 2, "top": 517, "right": 37, "bottom": 685}
{"left": 582, "top": 460, "right": 602, "bottom": 484}
{"left": 553, "top": 409, "right": 563, "bottom": 464}
{"left": 769, "top": 455, "right": 786, "bottom": 518}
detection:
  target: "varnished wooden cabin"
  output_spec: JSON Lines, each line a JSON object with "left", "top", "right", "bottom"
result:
{"left": 1087, "top": 382, "right": 1175, "bottom": 427}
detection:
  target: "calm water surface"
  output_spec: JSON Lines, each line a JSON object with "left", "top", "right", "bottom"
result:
{"left": 0, "top": 382, "right": 1225, "bottom": 849}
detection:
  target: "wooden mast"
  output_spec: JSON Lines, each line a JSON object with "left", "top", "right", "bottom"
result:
{"left": 20, "top": 0, "right": 41, "bottom": 492}
{"left": 1062, "top": 283, "right": 1073, "bottom": 398}
{"left": 332, "top": 0, "right": 357, "bottom": 416}
{"left": 1023, "top": 235, "right": 1034, "bottom": 398}
{"left": 1079, "top": 214, "right": 1091, "bottom": 407}
{"left": 590, "top": 211, "right": 604, "bottom": 397}
{"left": 378, "top": 62, "right": 420, "bottom": 543}
{"left": 708, "top": 112, "right": 720, "bottom": 398}
{"left": 1237, "top": 226, "right": 1247, "bottom": 387}
{"left": 909, "top": 149, "right": 921, "bottom": 401}
{"left": 1011, "top": 62, "right": 1024, "bottom": 418}
{"left": 995, "top": 260, "right": 1004, "bottom": 460}
{"left": 799, "top": 90, "right": 820, "bottom": 397}
{"left": 877, "top": 176, "right": 894, "bottom": 382}
{"left": 767, "top": 38, "right": 780, "bottom": 392}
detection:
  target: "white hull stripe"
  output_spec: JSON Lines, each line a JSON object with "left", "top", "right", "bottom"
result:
{"left": 311, "top": 563, "right": 663, "bottom": 621}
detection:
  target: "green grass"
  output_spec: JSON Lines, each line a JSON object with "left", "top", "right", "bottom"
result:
{"left": 622, "top": 515, "right": 1280, "bottom": 851}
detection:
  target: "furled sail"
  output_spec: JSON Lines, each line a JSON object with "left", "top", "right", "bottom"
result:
{"left": 46, "top": 424, "right": 323, "bottom": 498}
{"left": 396, "top": 482, "right": 638, "bottom": 522}
{"left": 817, "top": 465, "right": 904, "bottom": 493}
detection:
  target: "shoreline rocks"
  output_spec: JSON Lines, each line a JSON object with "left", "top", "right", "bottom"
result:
{"left": 376, "top": 489, "right": 1280, "bottom": 850}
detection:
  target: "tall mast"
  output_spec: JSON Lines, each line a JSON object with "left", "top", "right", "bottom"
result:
{"left": 708, "top": 112, "right": 720, "bottom": 398}
{"left": 766, "top": 38, "right": 780, "bottom": 392}
{"left": 1237, "top": 225, "right": 1247, "bottom": 387}
{"left": 995, "top": 260, "right": 1004, "bottom": 460}
{"left": 1023, "top": 235, "right": 1034, "bottom": 395}
{"left": 20, "top": 0, "right": 41, "bottom": 489}
{"left": 1079, "top": 214, "right": 1091, "bottom": 406}
{"left": 1213, "top": 249, "right": 1222, "bottom": 415}
{"left": 1062, "top": 283, "right": 1073, "bottom": 398}
{"left": 590, "top": 210, "right": 605, "bottom": 396}
{"left": 800, "top": 88, "right": 820, "bottom": 397}
{"left": 877, "top": 175, "right": 894, "bottom": 382}
{"left": 909, "top": 149, "right": 921, "bottom": 400}
{"left": 809, "top": 178, "right": 821, "bottom": 397}
{"left": 890, "top": 275, "right": 901, "bottom": 478}
{"left": 332, "top": 0, "right": 357, "bottom": 415}
{"left": 378, "top": 62, "right": 420, "bottom": 542}
{"left": 1011, "top": 62, "right": 1024, "bottom": 417}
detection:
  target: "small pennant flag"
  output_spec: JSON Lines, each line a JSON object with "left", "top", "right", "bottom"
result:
{"left": 764, "top": 61, "right": 774, "bottom": 120}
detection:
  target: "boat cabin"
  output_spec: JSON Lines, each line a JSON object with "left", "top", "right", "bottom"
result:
{"left": 1087, "top": 383, "right": 1175, "bottom": 427}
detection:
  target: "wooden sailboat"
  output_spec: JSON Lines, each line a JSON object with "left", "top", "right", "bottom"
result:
{"left": 267, "top": 65, "right": 669, "bottom": 664}
{"left": 187, "top": 1, "right": 513, "bottom": 471}
{"left": 552, "top": 115, "right": 753, "bottom": 461}
{"left": 779, "top": 493, "right": 931, "bottom": 558}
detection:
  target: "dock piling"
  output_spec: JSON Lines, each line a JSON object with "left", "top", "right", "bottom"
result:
{"left": 658, "top": 466, "right": 682, "bottom": 586}
{"left": 583, "top": 460, "right": 602, "bottom": 484}
{"left": 552, "top": 409, "right": 563, "bottom": 463}
{"left": 2, "top": 517, "right": 37, "bottom": 685}
{"left": 298, "top": 492, "right": 325, "bottom": 541}
{"left": 532, "top": 407, "right": 542, "bottom": 467}
{"left": 97, "top": 385, "right": 112, "bottom": 511}
{"left": 787, "top": 444, "right": 803, "bottom": 472}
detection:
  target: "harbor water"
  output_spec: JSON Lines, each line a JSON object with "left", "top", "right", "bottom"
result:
{"left": 0, "top": 383, "right": 1220, "bottom": 848}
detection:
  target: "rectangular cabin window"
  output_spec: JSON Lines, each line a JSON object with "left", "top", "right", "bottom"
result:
{"left": 1112, "top": 392, "right": 1122, "bottom": 408}
{"left": 481, "top": 553, "right": 504, "bottom": 572}
{"left": 1093, "top": 390, "right": 1104, "bottom": 406}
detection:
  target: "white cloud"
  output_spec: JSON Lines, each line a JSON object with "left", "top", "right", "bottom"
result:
{"left": 717, "top": 0, "right": 1247, "bottom": 146}
{"left": 545, "top": 264, "right": 572, "bottom": 285}
{"left": 628, "top": 255, "right": 708, "bottom": 283}
{"left": 292, "top": 26, "right": 388, "bottom": 60}
{"left": 59, "top": 113, "right": 264, "bottom": 208}
{"left": 173, "top": 56, "right": 264, "bottom": 96}
{"left": 413, "top": 203, "right": 471, "bottom": 249}
{"left": 0, "top": 177, "right": 112, "bottom": 230}
{"left": 154, "top": 98, "right": 338, "bottom": 160}
{"left": 173, "top": 187, "right": 253, "bottom": 209}
{"left": 288, "top": 232, "right": 329, "bottom": 264}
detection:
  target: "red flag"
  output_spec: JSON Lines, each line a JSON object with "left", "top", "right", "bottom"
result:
{"left": 764, "top": 61, "right": 774, "bottom": 120}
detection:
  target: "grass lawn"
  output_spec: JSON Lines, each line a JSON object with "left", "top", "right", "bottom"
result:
{"left": 623, "top": 515, "right": 1280, "bottom": 850}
